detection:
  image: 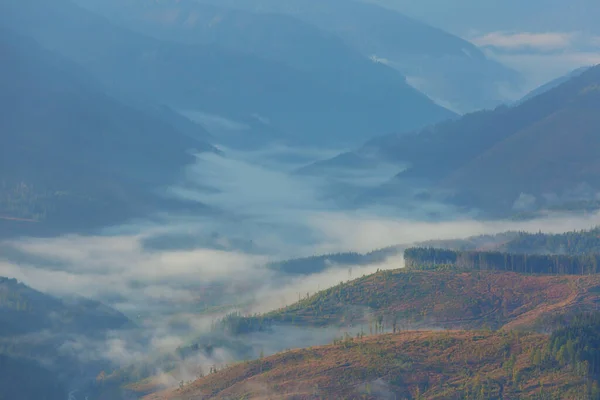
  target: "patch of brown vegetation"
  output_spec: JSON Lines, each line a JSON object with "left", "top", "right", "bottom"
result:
{"left": 146, "top": 330, "right": 587, "bottom": 399}
{"left": 260, "top": 270, "right": 600, "bottom": 332}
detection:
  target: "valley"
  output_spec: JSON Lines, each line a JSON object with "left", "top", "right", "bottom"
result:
{"left": 1, "top": 0, "right": 599, "bottom": 399}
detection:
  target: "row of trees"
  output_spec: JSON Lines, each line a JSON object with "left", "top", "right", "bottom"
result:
{"left": 404, "top": 247, "right": 600, "bottom": 275}
{"left": 502, "top": 227, "right": 600, "bottom": 255}
{"left": 268, "top": 247, "right": 401, "bottom": 275}
{"left": 219, "top": 311, "right": 271, "bottom": 335}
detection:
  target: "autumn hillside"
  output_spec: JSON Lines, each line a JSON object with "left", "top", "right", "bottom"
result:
{"left": 145, "top": 329, "right": 595, "bottom": 400}
{"left": 224, "top": 269, "right": 600, "bottom": 334}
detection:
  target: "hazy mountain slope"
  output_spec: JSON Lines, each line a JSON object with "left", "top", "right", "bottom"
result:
{"left": 145, "top": 104, "right": 215, "bottom": 145}
{"left": 194, "top": 0, "right": 522, "bottom": 113}
{"left": 517, "top": 66, "right": 591, "bottom": 104}
{"left": 392, "top": 66, "right": 600, "bottom": 181}
{"left": 76, "top": 0, "right": 404, "bottom": 82}
{"left": 0, "top": 354, "right": 68, "bottom": 400}
{"left": 222, "top": 269, "right": 600, "bottom": 335}
{"left": 307, "top": 64, "right": 600, "bottom": 214}
{"left": 0, "top": 0, "right": 453, "bottom": 147}
{"left": 0, "top": 277, "right": 131, "bottom": 337}
{"left": 147, "top": 330, "right": 588, "bottom": 400}
{"left": 443, "top": 66, "right": 600, "bottom": 212}
{"left": 0, "top": 277, "right": 133, "bottom": 399}
{"left": 0, "top": 29, "right": 215, "bottom": 236}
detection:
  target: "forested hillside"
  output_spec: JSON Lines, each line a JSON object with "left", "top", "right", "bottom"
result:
{"left": 146, "top": 329, "right": 598, "bottom": 400}
{"left": 500, "top": 228, "right": 600, "bottom": 255}
{"left": 404, "top": 248, "right": 600, "bottom": 275}
{"left": 144, "top": 262, "right": 600, "bottom": 399}
{"left": 443, "top": 66, "right": 600, "bottom": 212}
{"left": 217, "top": 269, "right": 600, "bottom": 334}
{"left": 267, "top": 247, "right": 402, "bottom": 275}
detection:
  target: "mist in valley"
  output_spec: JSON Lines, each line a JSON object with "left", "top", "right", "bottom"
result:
{"left": 3, "top": 133, "right": 600, "bottom": 398}
{"left": 2, "top": 0, "right": 600, "bottom": 398}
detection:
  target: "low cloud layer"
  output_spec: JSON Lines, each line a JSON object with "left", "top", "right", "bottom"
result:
{"left": 5, "top": 145, "right": 600, "bottom": 314}
{"left": 473, "top": 31, "right": 575, "bottom": 51}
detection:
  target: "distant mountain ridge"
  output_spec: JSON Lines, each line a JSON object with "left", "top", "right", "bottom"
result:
{"left": 305, "top": 64, "right": 600, "bottom": 215}
{"left": 0, "top": 0, "right": 454, "bottom": 147}
{"left": 517, "top": 66, "right": 591, "bottom": 104}
{"left": 192, "top": 0, "right": 522, "bottom": 113}
{"left": 442, "top": 65, "right": 600, "bottom": 212}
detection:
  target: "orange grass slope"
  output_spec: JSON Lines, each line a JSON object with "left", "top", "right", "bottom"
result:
{"left": 145, "top": 330, "right": 589, "bottom": 400}
{"left": 255, "top": 269, "right": 600, "bottom": 332}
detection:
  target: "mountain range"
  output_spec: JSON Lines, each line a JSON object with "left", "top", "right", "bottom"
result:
{"left": 0, "top": 0, "right": 454, "bottom": 148}
{"left": 0, "top": 277, "right": 132, "bottom": 400}
{"left": 305, "top": 63, "right": 600, "bottom": 216}
{"left": 189, "top": 0, "right": 522, "bottom": 113}
{"left": 3, "top": 1, "right": 600, "bottom": 399}
{"left": 0, "top": 28, "right": 214, "bottom": 237}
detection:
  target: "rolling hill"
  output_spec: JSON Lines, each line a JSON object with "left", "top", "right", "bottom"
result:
{"left": 0, "top": 28, "right": 216, "bottom": 237}
{"left": 137, "top": 261, "right": 600, "bottom": 399}
{"left": 145, "top": 329, "right": 593, "bottom": 399}
{"left": 220, "top": 228, "right": 600, "bottom": 336}
{"left": 229, "top": 269, "right": 600, "bottom": 333}
{"left": 74, "top": 229, "right": 600, "bottom": 399}
{"left": 0, "top": 0, "right": 453, "bottom": 147}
